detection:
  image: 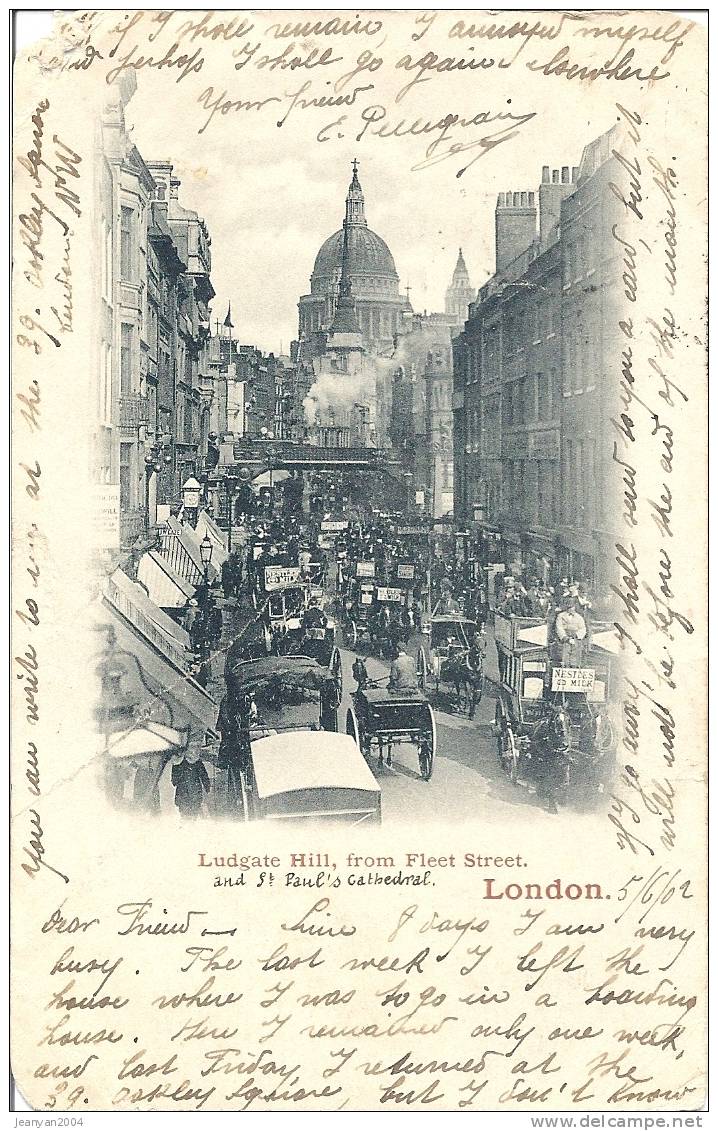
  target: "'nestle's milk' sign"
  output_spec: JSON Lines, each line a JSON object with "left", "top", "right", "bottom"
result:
{"left": 551, "top": 667, "right": 595, "bottom": 693}
{"left": 264, "top": 566, "right": 301, "bottom": 590}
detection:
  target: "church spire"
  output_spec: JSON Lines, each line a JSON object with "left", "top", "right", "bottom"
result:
{"left": 453, "top": 248, "right": 469, "bottom": 280}
{"left": 445, "top": 249, "right": 474, "bottom": 324}
{"left": 345, "top": 157, "right": 367, "bottom": 227}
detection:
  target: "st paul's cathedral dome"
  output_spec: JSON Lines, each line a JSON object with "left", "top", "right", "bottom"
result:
{"left": 298, "top": 162, "right": 411, "bottom": 352}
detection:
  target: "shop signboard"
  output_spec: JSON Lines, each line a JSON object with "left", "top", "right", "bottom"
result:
{"left": 92, "top": 485, "right": 121, "bottom": 550}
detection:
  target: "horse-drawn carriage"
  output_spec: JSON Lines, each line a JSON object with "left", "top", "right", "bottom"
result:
{"left": 417, "top": 613, "right": 484, "bottom": 713}
{"left": 493, "top": 612, "right": 617, "bottom": 807}
{"left": 346, "top": 682, "right": 436, "bottom": 781}
{"left": 226, "top": 652, "right": 343, "bottom": 736}
{"left": 249, "top": 730, "right": 381, "bottom": 824}
{"left": 224, "top": 655, "right": 376, "bottom": 823}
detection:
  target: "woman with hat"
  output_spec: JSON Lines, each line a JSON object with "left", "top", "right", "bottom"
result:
{"left": 171, "top": 748, "right": 211, "bottom": 819}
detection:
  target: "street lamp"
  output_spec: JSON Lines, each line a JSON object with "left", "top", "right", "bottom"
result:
{"left": 224, "top": 473, "right": 240, "bottom": 553}
{"left": 144, "top": 444, "right": 164, "bottom": 536}
{"left": 199, "top": 533, "right": 213, "bottom": 581}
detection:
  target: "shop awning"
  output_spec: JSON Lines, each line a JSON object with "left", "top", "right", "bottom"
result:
{"left": 159, "top": 517, "right": 219, "bottom": 585}
{"left": 94, "top": 599, "right": 218, "bottom": 736}
{"left": 137, "top": 550, "right": 195, "bottom": 610}
{"left": 252, "top": 469, "right": 291, "bottom": 488}
{"left": 105, "top": 567, "right": 192, "bottom": 669}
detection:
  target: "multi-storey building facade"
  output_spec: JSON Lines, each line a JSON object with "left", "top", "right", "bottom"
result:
{"left": 453, "top": 130, "right": 621, "bottom": 586}
{"left": 391, "top": 312, "right": 455, "bottom": 518}
{"left": 92, "top": 77, "right": 215, "bottom": 551}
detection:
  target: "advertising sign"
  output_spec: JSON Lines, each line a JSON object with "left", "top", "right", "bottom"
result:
{"left": 356, "top": 561, "right": 375, "bottom": 578}
{"left": 321, "top": 520, "right": 349, "bottom": 532}
{"left": 264, "top": 565, "right": 301, "bottom": 591}
{"left": 92, "top": 485, "right": 121, "bottom": 549}
{"left": 551, "top": 667, "right": 596, "bottom": 693}
{"left": 397, "top": 563, "right": 414, "bottom": 580}
{"left": 376, "top": 586, "right": 403, "bottom": 603}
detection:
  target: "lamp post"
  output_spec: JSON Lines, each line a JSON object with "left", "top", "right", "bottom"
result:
{"left": 224, "top": 473, "right": 240, "bottom": 553}
{"left": 199, "top": 533, "right": 213, "bottom": 583}
{"left": 403, "top": 470, "right": 413, "bottom": 516}
{"left": 144, "top": 443, "right": 164, "bottom": 536}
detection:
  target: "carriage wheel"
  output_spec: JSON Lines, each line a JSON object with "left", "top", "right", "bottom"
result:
{"left": 417, "top": 646, "right": 427, "bottom": 691}
{"left": 323, "top": 706, "right": 338, "bottom": 733}
{"left": 330, "top": 647, "right": 343, "bottom": 702}
{"left": 419, "top": 705, "right": 436, "bottom": 781}
{"left": 494, "top": 696, "right": 504, "bottom": 736}
{"left": 506, "top": 728, "right": 519, "bottom": 784}
{"left": 346, "top": 708, "right": 363, "bottom": 752}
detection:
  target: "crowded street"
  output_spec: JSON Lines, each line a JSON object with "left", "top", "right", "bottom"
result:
{"left": 89, "top": 148, "right": 622, "bottom": 830}
{"left": 97, "top": 491, "right": 615, "bottom": 831}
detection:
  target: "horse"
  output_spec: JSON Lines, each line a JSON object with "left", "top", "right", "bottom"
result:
{"left": 441, "top": 651, "right": 484, "bottom": 717}
{"left": 529, "top": 703, "right": 571, "bottom": 812}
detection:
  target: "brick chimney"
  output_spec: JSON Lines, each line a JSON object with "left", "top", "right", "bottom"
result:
{"left": 538, "top": 165, "right": 577, "bottom": 247}
{"left": 495, "top": 191, "right": 536, "bottom": 273}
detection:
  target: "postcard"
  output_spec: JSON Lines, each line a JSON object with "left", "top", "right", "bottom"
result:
{"left": 11, "top": 8, "right": 707, "bottom": 1113}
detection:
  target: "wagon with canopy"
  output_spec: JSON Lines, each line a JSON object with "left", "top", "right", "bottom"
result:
{"left": 493, "top": 611, "right": 617, "bottom": 801}
{"left": 248, "top": 730, "right": 381, "bottom": 824}
{"left": 417, "top": 613, "right": 480, "bottom": 701}
{"left": 341, "top": 576, "right": 378, "bottom": 650}
{"left": 225, "top": 653, "right": 343, "bottom": 736}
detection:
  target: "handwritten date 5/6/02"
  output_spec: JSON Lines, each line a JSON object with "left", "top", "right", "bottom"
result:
{"left": 615, "top": 867, "right": 692, "bottom": 923}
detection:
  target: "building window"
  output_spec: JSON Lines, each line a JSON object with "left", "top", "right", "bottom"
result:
{"left": 120, "top": 323, "right": 133, "bottom": 396}
{"left": 102, "top": 222, "right": 112, "bottom": 302}
{"left": 100, "top": 342, "right": 112, "bottom": 426}
{"left": 536, "top": 372, "right": 546, "bottom": 421}
{"left": 564, "top": 440, "right": 572, "bottom": 522}
{"left": 120, "top": 206, "right": 134, "bottom": 281}
{"left": 119, "top": 442, "right": 132, "bottom": 510}
{"left": 503, "top": 382, "right": 514, "bottom": 425}
{"left": 563, "top": 331, "right": 573, "bottom": 396}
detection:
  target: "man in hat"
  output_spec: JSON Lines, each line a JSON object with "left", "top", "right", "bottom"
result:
{"left": 171, "top": 749, "right": 211, "bottom": 819}
{"left": 388, "top": 642, "right": 418, "bottom": 692}
{"left": 555, "top": 596, "right": 588, "bottom": 642}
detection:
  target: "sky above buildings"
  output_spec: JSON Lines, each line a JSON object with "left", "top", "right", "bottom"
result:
{"left": 125, "top": 62, "right": 615, "bottom": 356}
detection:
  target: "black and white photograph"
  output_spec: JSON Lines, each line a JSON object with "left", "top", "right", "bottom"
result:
{"left": 12, "top": 9, "right": 707, "bottom": 1115}
{"left": 92, "top": 75, "right": 627, "bottom": 827}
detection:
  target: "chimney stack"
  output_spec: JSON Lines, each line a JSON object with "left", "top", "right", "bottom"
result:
{"left": 495, "top": 190, "right": 537, "bottom": 273}
{"left": 539, "top": 165, "right": 576, "bottom": 247}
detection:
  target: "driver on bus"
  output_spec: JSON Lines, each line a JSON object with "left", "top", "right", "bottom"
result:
{"left": 388, "top": 642, "right": 418, "bottom": 693}
{"left": 554, "top": 596, "right": 587, "bottom": 641}
{"left": 303, "top": 596, "right": 327, "bottom": 632}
